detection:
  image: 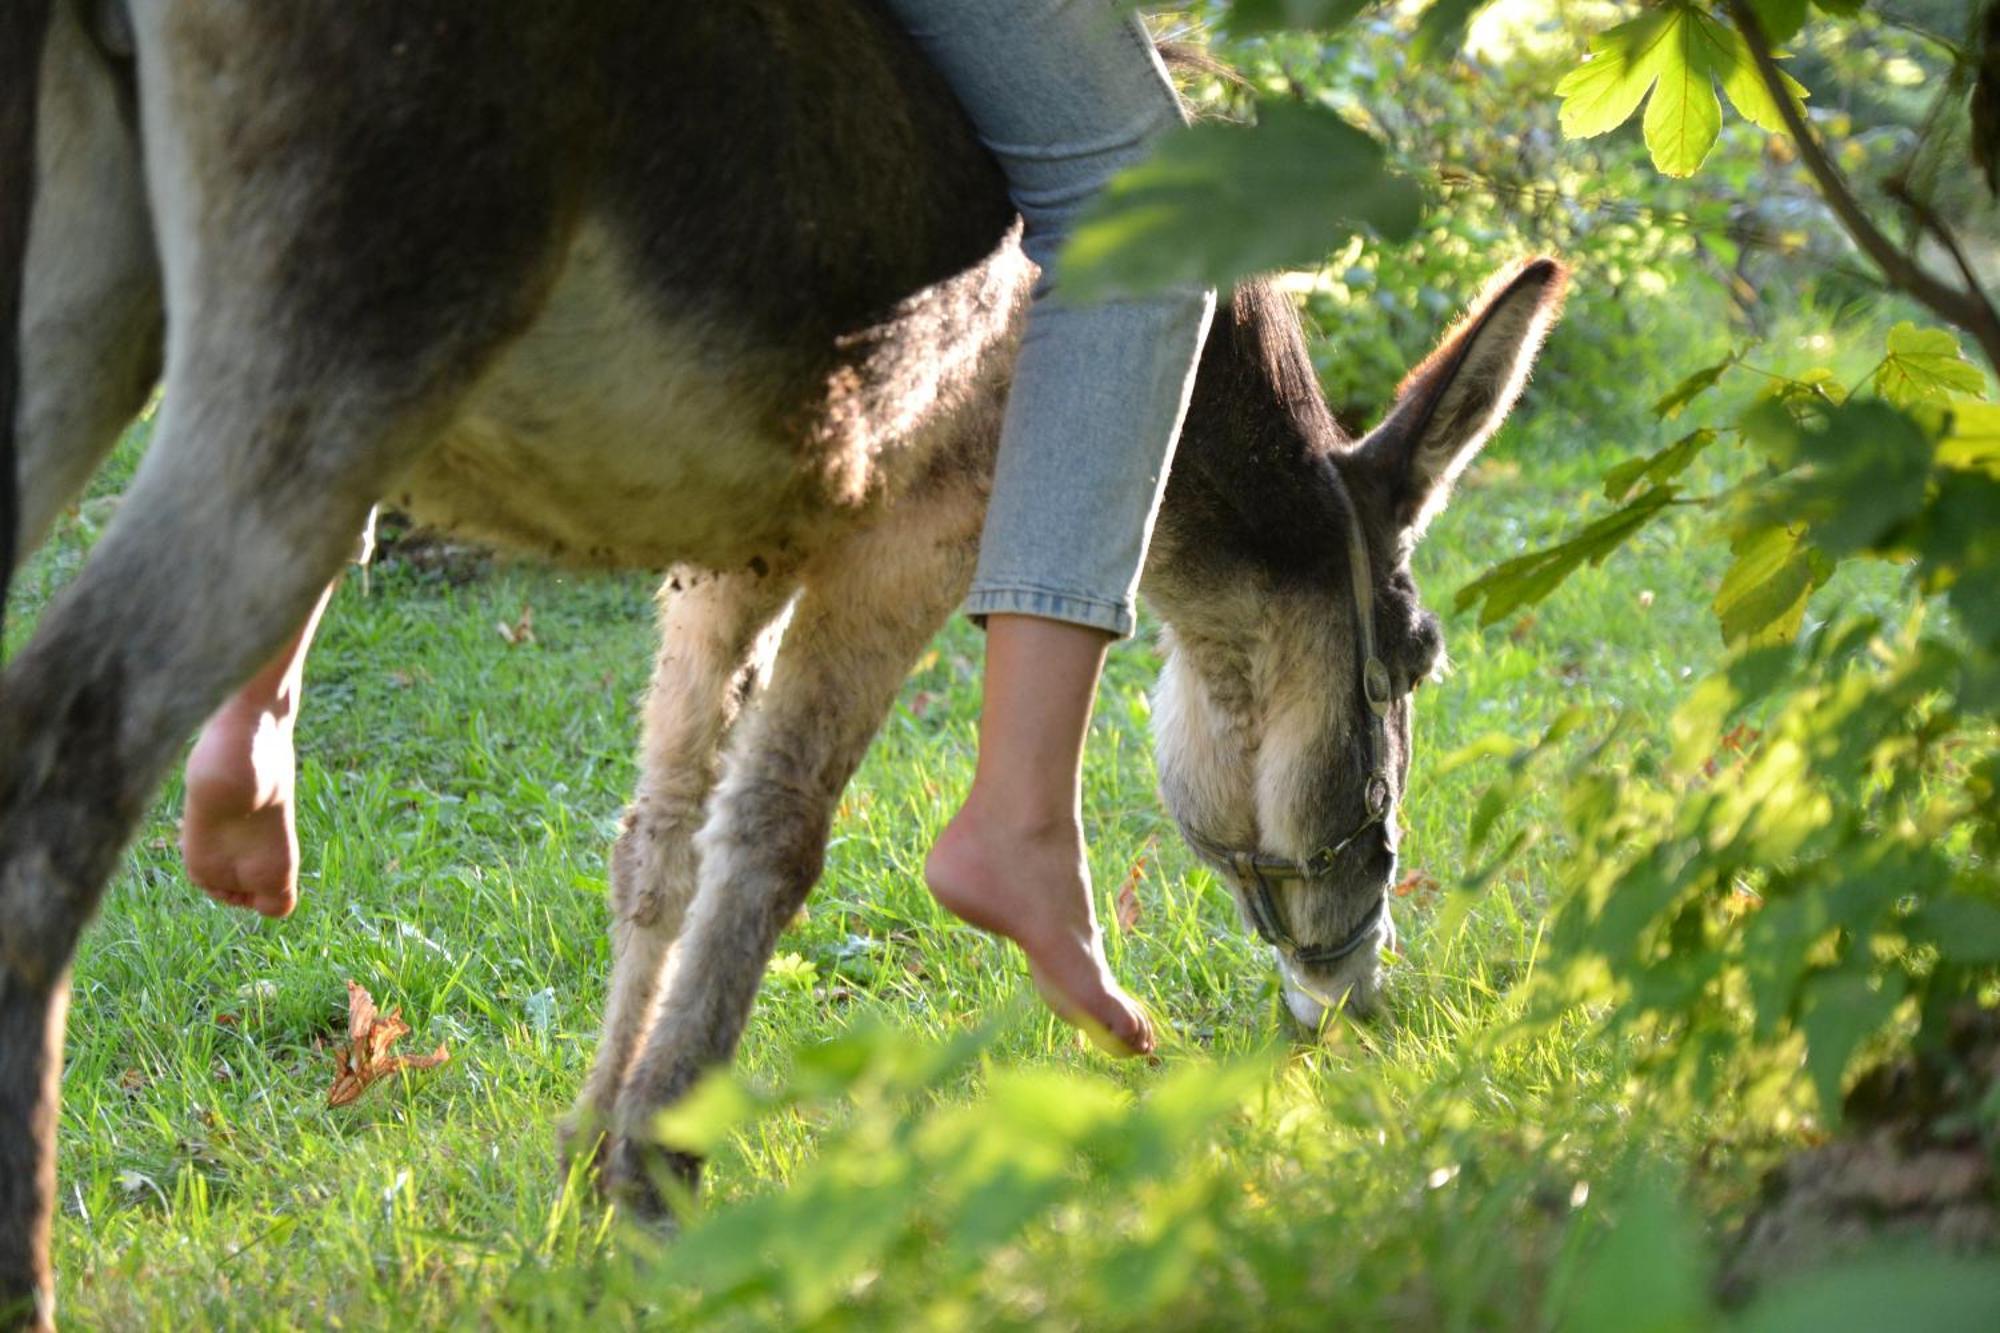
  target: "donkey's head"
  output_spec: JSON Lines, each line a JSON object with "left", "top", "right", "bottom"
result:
{"left": 1145, "top": 258, "right": 1566, "bottom": 1032}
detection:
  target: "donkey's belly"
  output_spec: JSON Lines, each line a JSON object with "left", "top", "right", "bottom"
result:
{"left": 389, "top": 328, "right": 814, "bottom": 572}
{"left": 385, "top": 221, "right": 848, "bottom": 572}
{"left": 386, "top": 218, "right": 1027, "bottom": 572}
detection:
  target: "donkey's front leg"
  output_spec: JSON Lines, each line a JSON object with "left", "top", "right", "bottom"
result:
{"left": 603, "top": 479, "right": 983, "bottom": 1221}
{"left": 561, "top": 568, "right": 796, "bottom": 1170}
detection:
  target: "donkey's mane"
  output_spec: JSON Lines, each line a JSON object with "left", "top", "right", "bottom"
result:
{"left": 1227, "top": 278, "right": 1349, "bottom": 455}
{"left": 1151, "top": 276, "right": 1359, "bottom": 584}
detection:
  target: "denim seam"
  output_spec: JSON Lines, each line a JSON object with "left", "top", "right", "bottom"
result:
{"left": 965, "top": 585, "right": 1136, "bottom": 638}
{"left": 968, "top": 580, "right": 1130, "bottom": 610}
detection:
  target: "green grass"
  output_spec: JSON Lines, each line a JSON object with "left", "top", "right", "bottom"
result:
{"left": 10, "top": 364, "right": 1891, "bottom": 1328}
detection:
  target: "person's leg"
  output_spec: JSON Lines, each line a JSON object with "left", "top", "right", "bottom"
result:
{"left": 179, "top": 582, "right": 330, "bottom": 918}
{"left": 885, "top": 1, "right": 1215, "bottom": 1055}
{"left": 925, "top": 615, "right": 1153, "bottom": 1054}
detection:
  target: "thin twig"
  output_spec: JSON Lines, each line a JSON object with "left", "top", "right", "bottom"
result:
{"left": 1724, "top": 0, "right": 2000, "bottom": 376}
{"left": 1431, "top": 168, "right": 1897, "bottom": 290}
{"left": 1875, "top": 7, "right": 1968, "bottom": 61}
{"left": 1888, "top": 177, "right": 1993, "bottom": 307}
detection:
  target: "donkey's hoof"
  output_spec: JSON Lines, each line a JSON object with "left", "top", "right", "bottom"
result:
{"left": 604, "top": 1133, "right": 702, "bottom": 1229}
{"left": 556, "top": 1107, "right": 614, "bottom": 1191}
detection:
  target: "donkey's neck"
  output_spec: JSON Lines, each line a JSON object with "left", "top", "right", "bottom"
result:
{"left": 1147, "top": 281, "right": 1351, "bottom": 603}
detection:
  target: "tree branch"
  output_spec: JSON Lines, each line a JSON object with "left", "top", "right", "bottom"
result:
{"left": 1888, "top": 177, "right": 1992, "bottom": 307}
{"left": 1725, "top": 0, "right": 2000, "bottom": 377}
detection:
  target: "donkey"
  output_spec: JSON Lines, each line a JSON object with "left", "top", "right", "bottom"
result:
{"left": 0, "top": 0, "right": 1564, "bottom": 1320}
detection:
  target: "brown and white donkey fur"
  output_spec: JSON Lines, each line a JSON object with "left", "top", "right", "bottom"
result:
{"left": 0, "top": 0, "right": 1564, "bottom": 1320}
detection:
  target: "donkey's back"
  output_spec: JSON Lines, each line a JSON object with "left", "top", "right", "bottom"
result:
{"left": 277, "top": 0, "right": 1029, "bottom": 571}
{"left": 18, "top": 0, "right": 1026, "bottom": 578}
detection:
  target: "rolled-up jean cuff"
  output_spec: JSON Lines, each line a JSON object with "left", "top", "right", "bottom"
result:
{"left": 964, "top": 584, "right": 1135, "bottom": 639}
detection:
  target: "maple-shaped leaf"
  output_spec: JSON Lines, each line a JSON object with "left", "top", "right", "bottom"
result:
{"left": 328, "top": 980, "right": 450, "bottom": 1108}
{"left": 1873, "top": 322, "right": 1990, "bottom": 408}
{"left": 1555, "top": 2, "right": 1807, "bottom": 178}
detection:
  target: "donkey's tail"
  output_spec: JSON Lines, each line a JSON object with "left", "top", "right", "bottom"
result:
{"left": 1, "top": 2, "right": 54, "bottom": 647}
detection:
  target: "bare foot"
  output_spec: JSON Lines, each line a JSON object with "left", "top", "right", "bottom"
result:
{"left": 180, "top": 698, "right": 300, "bottom": 918}
{"left": 926, "top": 799, "right": 1155, "bottom": 1057}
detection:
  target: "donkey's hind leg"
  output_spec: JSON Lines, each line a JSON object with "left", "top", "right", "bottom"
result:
{"left": 2, "top": 11, "right": 578, "bottom": 1312}
{"left": 603, "top": 470, "right": 985, "bottom": 1220}
{"left": 562, "top": 567, "right": 797, "bottom": 1170}
{"left": 0, "top": 392, "right": 439, "bottom": 1326}
{"left": 10, "top": 0, "right": 161, "bottom": 569}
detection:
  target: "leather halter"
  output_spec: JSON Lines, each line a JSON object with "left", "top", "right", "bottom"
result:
{"left": 1177, "top": 462, "right": 1396, "bottom": 970}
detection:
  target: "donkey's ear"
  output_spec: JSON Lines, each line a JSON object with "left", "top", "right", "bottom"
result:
{"left": 1355, "top": 258, "right": 1567, "bottom": 534}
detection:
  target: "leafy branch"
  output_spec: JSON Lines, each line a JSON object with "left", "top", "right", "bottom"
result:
{"left": 1723, "top": 0, "right": 2000, "bottom": 376}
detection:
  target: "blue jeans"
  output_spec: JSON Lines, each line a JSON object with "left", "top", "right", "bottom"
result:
{"left": 882, "top": 0, "right": 1217, "bottom": 639}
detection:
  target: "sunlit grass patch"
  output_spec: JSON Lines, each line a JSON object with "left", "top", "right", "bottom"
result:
{"left": 13, "top": 383, "right": 1756, "bottom": 1329}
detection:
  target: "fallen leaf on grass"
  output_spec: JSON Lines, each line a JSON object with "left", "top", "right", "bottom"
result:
{"left": 1392, "top": 870, "right": 1440, "bottom": 901}
{"left": 1702, "top": 722, "right": 1765, "bottom": 779}
{"left": 1115, "top": 847, "right": 1151, "bottom": 934}
{"left": 496, "top": 603, "right": 535, "bottom": 646}
{"left": 327, "top": 981, "right": 449, "bottom": 1108}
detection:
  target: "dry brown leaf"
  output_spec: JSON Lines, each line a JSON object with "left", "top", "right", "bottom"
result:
{"left": 327, "top": 980, "right": 450, "bottom": 1108}
{"left": 496, "top": 603, "right": 535, "bottom": 646}
{"left": 1114, "top": 848, "right": 1150, "bottom": 934}
{"left": 1392, "top": 869, "right": 1440, "bottom": 901}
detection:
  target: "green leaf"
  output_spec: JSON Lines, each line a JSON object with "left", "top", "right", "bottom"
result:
{"left": 1411, "top": 0, "right": 1495, "bottom": 64}
{"left": 1910, "top": 893, "right": 2000, "bottom": 963}
{"left": 1553, "top": 1173, "right": 1709, "bottom": 1333}
{"left": 1736, "top": 1256, "right": 2000, "bottom": 1333}
{"left": 1642, "top": 8, "right": 1724, "bottom": 177}
{"left": 1937, "top": 400, "right": 2000, "bottom": 477}
{"left": 1652, "top": 354, "right": 1738, "bottom": 419}
{"left": 1874, "top": 322, "right": 1990, "bottom": 407}
{"left": 649, "top": 1070, "right": 766, "bottom": 1155}
{"left": 1061, "top": 98, "right": 1423, "bottom": 302}
{"left": 1799, "top": 970, "right": 1902, "bottom": 1120}
{"left": 1555, "top": 4, "right": 1807, "bottom": 176}
{"left": 1811, "top": 0, "right": 1864, "bottom": 15}
{"left": 1747, "top": 0, "right": 1809, "bottom": 44}
{"left": 1605, "top": 429, "right": 1716, "bottom": 501}
{"left": 1555, "top": 9, "right": 1677, "bottom": 140}
{"left": 1743, "top": 398, "right": 1935, "bottom": 556}
{"left": 1919, "top": 469, "right": 2000, "bottom": 650}
{"left": 1455, "top": 487, "right": 1678, "bottom": 625}
{"left": 1221, "top": 0, "right": 1370, "bottom": 35}
{"left": 1707, "top": 11, "right": 1810, "bottom": 133}
{"left": 1713, "top": 524, "right": 1824, "bottom": 646}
